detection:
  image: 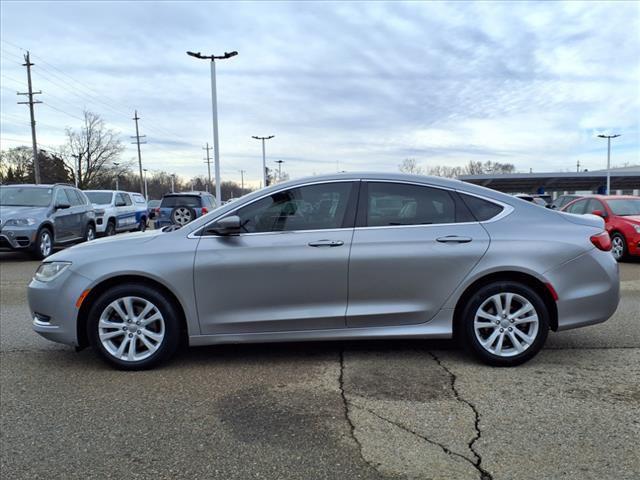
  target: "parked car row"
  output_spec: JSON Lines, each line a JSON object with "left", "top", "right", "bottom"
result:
{"left": 0, "top": 184, "right": 151, "bottom": 259}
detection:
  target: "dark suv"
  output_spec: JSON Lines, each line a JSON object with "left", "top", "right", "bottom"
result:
{"left": 154, "top": 192, "right": 217, "bottom": 228}
{"left": 0, "top": 184, "right": 96, "bottom": 259}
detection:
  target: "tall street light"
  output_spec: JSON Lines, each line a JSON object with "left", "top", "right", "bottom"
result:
{"left": 143, "top": 168, "right": 149, "bottom": 200}
{"left": 187, "top": 49, "right": 238, "bottom": 203}
{"left": 275, "top": 160, "right": 284, "bottom": 182}
{"left": 113, "top": 162, "right": 120, "bottom": 190}
{"left": 252, "top": 135, "right": 274, "bottom": 187}
{"left": 597, "top": 134, "right": 621, "bottom": 195}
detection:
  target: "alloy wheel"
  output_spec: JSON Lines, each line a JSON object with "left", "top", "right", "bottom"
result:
{"left": 86, "top": 226, "right": 95, "bottom": 241}
{"left": 172, "top": 208, "right": 192, "bottom": 226}
{"left": 473, "top": 292, "right": 539, "bottom": 357}
{"left": 611, "top": 236, "right": 624, "bottom": 260}
{"left": 98, "top": 296, "right": 165, "bottom": 362}
{"left": 40, "top": 230, "right": 52, "bottom": 257}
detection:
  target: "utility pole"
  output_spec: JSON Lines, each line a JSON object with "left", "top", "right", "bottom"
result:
{"left": 597, "top": 134, "right": 621, "bottom": 195}
{"left": 252, "top": 135, "right": 275, "bottom": 188}
{"left": 131, "top": 110, "right": 146, "bottom": 195}
{"left": 72, "top": 154, "right": 81, "bottom": 187}
{"left": 113, "top": 162, "right": 120, "bottom": 190}
{"left": 170, "top": 174, "right": 176, "bottom": 193}
{"left": 143, "top": 168, "right": 149, "bottom": 200}
{"left": 240, "top": 169, "right": 245, "bottom": 192}
{"left": 17, "top": 51, "right": 42, "bottom": 184}
{"left": 576, "top": 160, "right": 581, "bottom": 173}
{"left": 203, "top": 142, "right": 213, "bottom": 193}
{"left": 275, "top": 160, "right": 284, "bottom": 182}
{"left": 187, "top": 50, "right": 238, "bottom": 204}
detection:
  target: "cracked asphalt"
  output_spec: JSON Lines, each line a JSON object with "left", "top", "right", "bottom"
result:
{"left": 1, "top": 252, "right": 638, "bottom": 479}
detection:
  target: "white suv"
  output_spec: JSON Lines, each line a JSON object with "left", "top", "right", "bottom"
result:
{"left": 84, "top": 190, "right": 143, "bottom": 236}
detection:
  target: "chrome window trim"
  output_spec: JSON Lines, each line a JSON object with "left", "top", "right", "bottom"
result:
{"left": 188, "top": 178, "right": 358, "bottom": 239}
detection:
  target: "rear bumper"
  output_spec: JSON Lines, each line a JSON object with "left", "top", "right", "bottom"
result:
{"left": 545, "top": 248, "right": 620, "bottom": 331}
{"left": 626, "top": 233, "right": 640, "bottom": 256}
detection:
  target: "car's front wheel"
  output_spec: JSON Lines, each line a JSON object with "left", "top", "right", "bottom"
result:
{"left": 87, "top": 284, "right": 181, "bottom": 370}
{"left": 84, "top": 223, "right": 96, "bottom": 242}
{"left": 31, "top": 227, "right": 53, "bottom": 260}
{"left": 461, "top": 282, "right": 549, "bottom": 366}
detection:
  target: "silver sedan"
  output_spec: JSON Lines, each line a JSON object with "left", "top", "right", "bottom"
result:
{"left": 28, "top": 173, "right": 620, "bottom": 369}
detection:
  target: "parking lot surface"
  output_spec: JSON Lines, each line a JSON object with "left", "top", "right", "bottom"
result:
{"left": 1, "top": 252, "right": 638, "bottom": 479}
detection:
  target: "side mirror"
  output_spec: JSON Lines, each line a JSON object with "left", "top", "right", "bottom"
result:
{"left": 591, "top": 210, "right": 606, "bottom": 218}
{"left": 56, "top": 202, "right": 71, "bottom": 210}
{"left": 206, "top": 215, "right": 242, "bottom": 235}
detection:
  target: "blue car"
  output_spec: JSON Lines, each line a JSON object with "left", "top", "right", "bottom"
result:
{"left": 154, "top": 192, "right": 217, "bottom": 228}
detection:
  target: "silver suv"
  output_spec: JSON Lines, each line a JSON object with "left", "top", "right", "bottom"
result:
{"left": 0, "top": 183, "right": 96, "bottom": 259}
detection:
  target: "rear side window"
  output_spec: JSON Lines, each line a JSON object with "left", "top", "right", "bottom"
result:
{"left": 133, "top": 195, "right": 146, "bottom": 204}
{"left": 459, "top": 194, "right": 504, "bottom": 221}
{"left": 161, "top": 195, "right": 202, "bottom": 208}
{"left": 122, "top": 194, "right": 132, "bottom": 206}
{"left": 566, "top": 199, "right": 588, "bottom": 214}
{"left": 364, "top": 182, "right": 456, "bottom": 226}
{"left": 64, "top": 188, "right": 83, "bottom": 206}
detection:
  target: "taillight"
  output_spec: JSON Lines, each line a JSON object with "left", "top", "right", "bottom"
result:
{"left": 201, "top": 207, "right": 208, "bottom": 215}
{"left": 155, "top": 207, "right": 160, "bottom": 215}
{"left": 590, "top": 231, "right": 612, "bottom": 251}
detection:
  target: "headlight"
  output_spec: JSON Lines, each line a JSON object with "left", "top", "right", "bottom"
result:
{"left": 5, "top": 218, "right": 37, "bottom": 226}
{"left": 34, "top": 262, "right": 72, "bottom": 282}
{"left": 633, "top": 224, "right": 640, "bottom": 234}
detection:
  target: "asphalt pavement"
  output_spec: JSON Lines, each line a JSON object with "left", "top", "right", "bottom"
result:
{"left": 1, "top": 251, "right": 638, "bottom": 480}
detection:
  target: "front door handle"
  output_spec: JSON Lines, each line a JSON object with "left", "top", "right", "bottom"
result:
{"left": 436, "top": 235, "right": 472, "bottom": 244}
{"left": 308, "top": 240, "right": 344, "bottom": 247}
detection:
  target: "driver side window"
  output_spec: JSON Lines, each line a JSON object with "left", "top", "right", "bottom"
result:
{"left": 235, "top": 182, "right": 355, "bottom": 233}
{"left": 54, "top": 189, "right": 69, "bottom": 206}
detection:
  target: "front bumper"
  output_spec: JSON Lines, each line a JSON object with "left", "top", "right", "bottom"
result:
{"left": 626, "top": 232, "right": 640, "bottom": 257}
{"left": 0, "top": 226, "right": 38, "bottom": 250}
{"left": 545, "top": 248, "right": 620, "bottom": 331}
{"left": 95, "top": 216, "right": 107, "bottom": 233}
{"left": 28, "top": 268, "right": 93, "bottom": 346}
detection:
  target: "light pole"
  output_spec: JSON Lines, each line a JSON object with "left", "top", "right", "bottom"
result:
{"left": 170, "top": 174, "right": 176, "bottom": 193}
{"left": 113, "top": 162, "right": 120, "bottom": 190}
{"left": 143, "top": 168, "right": 149, "bottom": 200}
{"left": 240, "top": 169, "right": 245, "bottom": 192}
{"left": 187, "top": 50, "right": 238, "bottom": 204}
{"left": 275, "top": 160, "right": 284, "bottom": 182}
{"left": 252, "top": 135, "right": 274, "bottom": 187}
{"left": 597, "top": 134, "right": 621, "bottom": 195}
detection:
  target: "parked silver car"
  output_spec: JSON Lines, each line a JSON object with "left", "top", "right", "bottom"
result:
{"left": 1, "top": 184, "right": 96, "bottom": 259}
{"left": 28, "top": 173, "right": 619, "bottom": 369}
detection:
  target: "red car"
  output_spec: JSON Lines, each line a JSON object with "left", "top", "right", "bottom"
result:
{"left": 561, "top": 195, "right": 640, "bottom": 261}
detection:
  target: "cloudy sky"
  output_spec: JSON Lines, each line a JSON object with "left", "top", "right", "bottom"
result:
{"left": 1, "top": 1, "right": 638, "bottom": 186}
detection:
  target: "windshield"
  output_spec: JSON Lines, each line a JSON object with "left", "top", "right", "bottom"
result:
{"left": 160, "top": 195, "right": 201, "bottom": 208}
{"left": 148, "top": 200, "right": 160, "bottom": 207}
{"left": 85, "top": 192, "right": 113, "bottom": 205}
{"left": 608, "top": 198, "right": 640, "bottom": 216}
{"left": 0, "top": 186, "right": 53, "bottom": 207}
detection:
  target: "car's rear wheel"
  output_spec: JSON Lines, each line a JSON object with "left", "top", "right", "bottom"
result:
{"left": 105, "top": 220, "right": 116, "bottom": 236}
{"left": 171, "top": 207, "right": 195, "bottom": 226}
{"left": 610, "top": 233, "right": 627, "bottom": 261}
{"left": 88, "top": 284, "right": 181, "bottom": 370}
{"left": 84, "top": 223, "right": 96, "bottom": 242}
{"left": 31, "top": 227, "right": 53, "bottom": 260}
{"left": 461, "top": 282, "right": 549, "bottom": 366}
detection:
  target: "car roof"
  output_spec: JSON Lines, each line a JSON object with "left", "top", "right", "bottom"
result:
{"left": 163, "top": 192, "right": 211, "bottom": 196}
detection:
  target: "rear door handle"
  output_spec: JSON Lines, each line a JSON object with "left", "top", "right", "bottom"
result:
{"left": 308, "top": 240, "right": 344, "bottom": 247}
{"left": 436, "top": 235, "right": 472, "bottom": 243}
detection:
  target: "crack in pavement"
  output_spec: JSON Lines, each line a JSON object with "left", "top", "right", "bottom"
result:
{"left": 338, "top": 350, "right": 385, "bottom": 476}
{"left": 429, "top": 351, "right": 493, "bottom": 480}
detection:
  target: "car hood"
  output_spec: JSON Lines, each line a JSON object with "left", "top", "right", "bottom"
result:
{"left": 47, "top": 229, "right": 164, "bottom": 263}
{"left": 0, "top": 205, "right": 47, "bottom": 221}
{"left": 620, "top": 215, "right": 640, "bottom": 224}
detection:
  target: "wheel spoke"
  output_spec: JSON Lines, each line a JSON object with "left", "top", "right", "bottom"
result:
{"left": 139, "top": 334, "right": 157, "bottom": 351}
{"left": 477, "top": 310, "right": 499, "bottom": 322}
{"left": 116, "top": 337, "right": 130, "bottom": 358}
{"left": 141, "top": 328, "right": 163, "bottom": 342}
{"left": 123, "top": 297, "right": 135, "bottom": 319}
{"left": 127, "top": 336, "right": 137, "bottom": 361}
{"left": 514, "top": 314, "right": 538, "bottom": 325}
{"left": 481, "top": 329, "right": 500, "bottom": 348}
{"left": 137, "top": 302, "right": 154, "bottom": 321}
{"left": 504, "top": 293, "right": 514, "bottom": 315}
{"left": 140, "top": 312, "right": 162, "bottom": 327}
{"left": 491, "top": 294, "right": 503, "bottom": 315}
{"left": 494, "top": 332, "right": 505, "bottom": 354}
{"left": 507, "top": 331, "right": 524, "bottom": 353}
{"left": 99, "top": 329, "right": 125, "bottom": 341}
{"left": 513, "top": 328, "right": 534, "bottom": 344}
{"left": 111, "top": 301, "right": 128, "bottom": 322}
{"left": 99, "top": 319, "right": 123, "bottom": 330}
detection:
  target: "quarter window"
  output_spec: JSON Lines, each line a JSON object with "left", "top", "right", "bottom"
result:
{"left": 364, "top": 182, "right": 457, "bottom": 226}
{"left": 566, "top": 199, "right": 588, "bottom": 214}
{"left": 459, "top": 193, "right": 504, "bottom": 221}
{"left": 235, "top": 182, "right": 354, "bottom": 233}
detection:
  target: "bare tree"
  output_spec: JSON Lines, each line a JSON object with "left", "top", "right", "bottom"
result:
{"left": 61, "top": 111, "right": 124, "bottom": 189}
{"left": 399, "top": 158, "right": 424, "bottom": 175}
{"left": 427, "top": 165, "right": 464, "bottom": 178}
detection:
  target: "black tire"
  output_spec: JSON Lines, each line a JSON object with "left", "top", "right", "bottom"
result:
{"left": 170, "top": 206, "right": 195, "bottom": 226}
{"left": 139, "top": 216, "right": 147, "bottom": 232}
{"left": 610, "top": 232, "right": 627, "bottom": 262}
{"left": 87, "top": 283, "right": 181, "bottom": 370}
{"left": 461, "top": 281, "right": 549, "bottom": 367}
{"left": 31, "top": 227, "right": 53, "bottom": 260}
{"left": 84, "top": 223, "right": 96, "bottom": 242}
{"left": 105, "top": 219, "right": 116, "bottom": 236}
